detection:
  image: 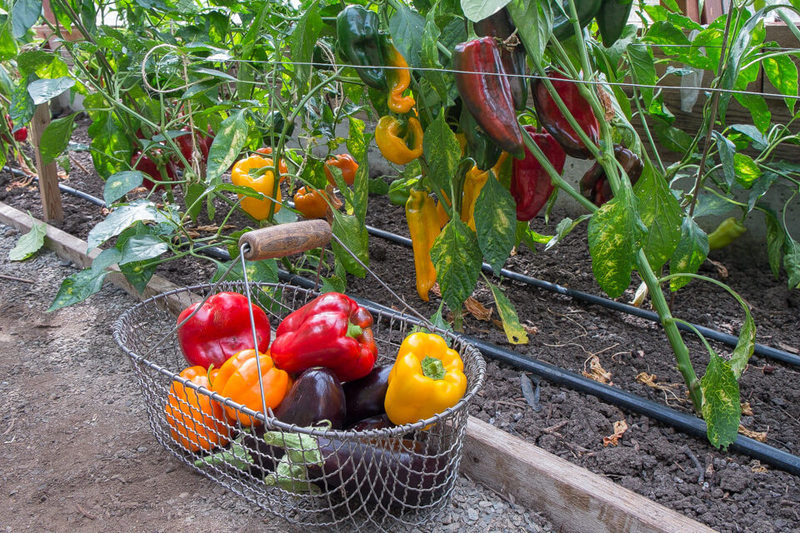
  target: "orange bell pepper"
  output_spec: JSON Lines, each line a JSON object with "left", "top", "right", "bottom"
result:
{"left": 211, "top": 349, "right": 292, "bottom": 426}
{"left": 294, "top": 186, "right": 331, "bottom": 219}
{"left": 231, "top": 154, "right": 282, "bottom": 221}
{"left": 324, "top": 153, "right": 359, "bottom": 186}
{"left": 165, "top": 366, "right": 231, "bottom": 452}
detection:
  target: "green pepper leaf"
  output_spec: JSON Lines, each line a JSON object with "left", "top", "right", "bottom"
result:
{"left": 389, "top": 2, "right": 425, "bottom": 68}
{"left": 0, "top": 22, "right": 19, "bottom": 61}
{"left": 633, "top": 163, "right": 682, "bottom": 272}
{"left": 730, "top": 311, "right": 756, "bottom": 380}
{"left": 488, "top": 282, "right": 528, "bottom": 345}
{"left": 701, "top": 353, "right": 740, "bottom": 451}
{"left": 27, "top": 77, "right": 74, "bottom": 105}
{"left": 431, "top": 218, "right": 482, "bottom": 313}
{"left": 733, "top": 92, "right": 771, "bottom": 134}
{"left": 47, "top": 248, "right": 121, "bottom": 312}
{"left": 733, "top": 153, "right": 761, "bottom": 189}
{"left": 39, "top": 112, "right": 76, "bottom": 164}
{"left": 423, "top": 112, "right": 460, "bottom": 201}
{"left": 460, "top": 0, "right": 511, "bottom": 22}
{"left": 474, "top": 173, "right": 516, "bottom": 274}
{"left": 784, "top": 236, "right": 800, "bottom": 289}
{"left": 421, "top": 13, "right": 449, "bottom": 104}
{"left": 764, "top": 209, "right": 785, "bottom": 279}
{"left": 331, "top": 211, "right": 368, "bottom": 278}
{"left": 8, "top": 215, "right": 46, "bottom": 261}
{"left": 85, "top": 94, "right": 132, "bottom": 179}
{"left": 668, "top": 217, "right": 709, "bottom": 291}
{"left": 347, "top": 117, "right": 367, "bottom": 162}
{"left": 11, "top": 0, "right": 41, "bottom": 38}
{"left": 712, "top": 130, "right": 736, "bottom": 188}
{"left": 763, "top": 53, "right": 798, "bottom": 113}
{"left": 508, "top": 0, "right": 551, "bottom": 65}
{"left": 206, "top": 109, "right": 248, "bottom": 184}
{"left": 87, "top": 200, "right": 167, "bottom": 250}
{"left": 103, "top": 171, "right": 143, "bottom": 205}
{"left": 587, "top": 196, "right": 644, "bottom": 299}
{"left": 290, "top": 1, "right": 322, "bottom": 89}
{"left": 117, "top": 235, "right": 168, "bottom": 265}
{"left": 627, "top": 43, "right": 657, "bottom": 107}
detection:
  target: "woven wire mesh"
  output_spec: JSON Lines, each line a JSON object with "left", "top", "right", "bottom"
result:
{"left": 113, "top": 281, "right": 485, "bottom": 531}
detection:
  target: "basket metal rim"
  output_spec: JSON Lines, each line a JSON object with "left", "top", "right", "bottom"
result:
{"left": 113, "top": 281, "right": 486, "bottom": 439}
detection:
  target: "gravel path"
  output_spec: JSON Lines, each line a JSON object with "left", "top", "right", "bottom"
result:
{"left": 1, "top": 221, "right": 553, "bottom": 532}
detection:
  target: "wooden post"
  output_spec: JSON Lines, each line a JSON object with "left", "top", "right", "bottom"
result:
{"left": 29, "top": 103, "right": 63, "bottom": 223}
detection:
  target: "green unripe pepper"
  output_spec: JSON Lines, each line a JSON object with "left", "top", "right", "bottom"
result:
{"left": 336, "top": 5, "right": 389, "bottom": 91}
{"left": 596, "top": 0, "right": 634, "bottom": 46}
{"left": 708, "top": 217, "right": 747, "bottom": 250}
{"left": 552, "top": 0, "right": 603, "bottom": 41}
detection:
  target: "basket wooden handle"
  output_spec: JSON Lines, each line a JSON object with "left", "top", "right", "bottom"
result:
{"left": 238, "top": 220, "right": 332, "bottom": 260}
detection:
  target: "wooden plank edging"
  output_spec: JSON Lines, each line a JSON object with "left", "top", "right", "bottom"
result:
{"left": 0, "top": 201, "right": 716, "bottom": 533}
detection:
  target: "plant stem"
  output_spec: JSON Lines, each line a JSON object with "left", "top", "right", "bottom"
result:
{"left": 687, "top": 5, "right": 736, "bottom": 218}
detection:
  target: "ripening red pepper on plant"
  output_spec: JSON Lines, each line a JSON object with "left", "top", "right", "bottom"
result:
{"left": 453, "top": 37, "right": 525, "bottom": 159}
{"left": 131, "top": 150, "right": 178, "bottom": 191}
{"left": 511, "top": 127, "right": 566, "bottom": 221}
{"left": 579, "top": 145, "right": 643, "bottom": 206}
{"left": 531, "top": 71, "right": 600, "bottom": 159}
{"left": 270, "top": 292, "right": 378, "bottom": 382}
{"left": 176, "top": 291, "right": 271, "bottom": 369}
{"left": 473, "top": 7, "right": 527, "bottom": 111}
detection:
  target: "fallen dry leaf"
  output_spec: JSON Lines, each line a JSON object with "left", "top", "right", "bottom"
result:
{"left": 739, "top": 424, "right": 767, "bottom": 442}
{"left": 707, "top": 258, "right": 729, "bottom": 279}
{"left": 430, "top": 284, "right": 441, "bottom": 297}
{"left": 465, "top": 297, "right": 493, "bottom": 322}
{"left": 750, "top": 461, "right": 768, "bottom": 473}
{"left": 603, "top": 419, "right": 628, "bottom": 446}
{"left": 598, "top": 87, "right": 615, "bottom": 122}
{"left": 583, "top": 355, "right": 612, "bottom": 385}
{"left": 778, "top": 342, "right": 799, "bottom": 355}
{"left": 523, "top": 322, "right": 539, "bottom": 335}
{"left": 741, "top": 402, "right": 754, "bottom": 416}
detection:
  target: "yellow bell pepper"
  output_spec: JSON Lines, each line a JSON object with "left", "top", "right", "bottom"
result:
{"left": 375, "top": 115, "right": 423, "bottom": 165}
{"left": 385, "top": 43, "right": 415, "bottom": 114}
{"left": 231, "top": 154, "right": 282, "bottom": 221}
{"left": 384, "top": 332, "right": 467, "bottom": 425}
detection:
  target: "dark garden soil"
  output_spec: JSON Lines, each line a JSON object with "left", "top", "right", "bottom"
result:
{"left": 2, "top": 116, "right": 800, "bottom": 532}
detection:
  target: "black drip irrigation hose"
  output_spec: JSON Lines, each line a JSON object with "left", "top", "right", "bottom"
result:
{"left": 367, "top": 225, "right": 800, "bottom": 368}
{"left": 10, "top": 168, "right": 798, "bottom": 368}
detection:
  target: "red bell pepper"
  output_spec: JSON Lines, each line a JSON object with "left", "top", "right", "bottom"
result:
{"left": 177, "top": 292, "right": 271, "bottom": 369}
{"left": 579, "top": 145, "right": 643, "bottom": 206}
{"left": 270, "top": 292, "right": 377, "bottom": 382}
{"left": 131, "top": 150, "right": 178, "bottom": 192}
{"left": 511, "top": 127, "right": 566, "bottom": 221}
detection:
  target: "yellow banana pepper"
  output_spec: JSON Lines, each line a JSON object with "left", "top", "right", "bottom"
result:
{"left": 386, "top": 43, "right": 415, "bottom": 114}
{"left": 384, "top": 332, "right": 467, "bottom": 425}
{"left": 375, "top": 115, "right": 424, "bottom": 165}
{"left": 460, "top": 166, "right": 489, "bottom": 232}
{"left": 406, "top": 189, "right": 440, "bottom": 301}
{"left": 231, "top": 154, "right": 282, "bottom": 220}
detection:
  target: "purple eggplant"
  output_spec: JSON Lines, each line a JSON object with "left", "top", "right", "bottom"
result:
{"left": 246, "top": 367, "right": 346, "bottom": 475}
{"left": 342, "top": 364, "right": 391, "bottom": 426}
{"left": 346, "top": 413, "right": 394, "bottom": 432}
{"left": 264, "top": 431, "right": 448, "bottom": 507}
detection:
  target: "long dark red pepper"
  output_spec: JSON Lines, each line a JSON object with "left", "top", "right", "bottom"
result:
{"left": 511, "top": 126, "right": 566, "bottom": 221}
{"left": 531, "top": 71, "right": 600, "bottom": 159}
{"left": 474, "top": 8, "right": 528, "bottom": 111}
{"left": 453, "top": 37, "right": 525, "bottom": 159}
{"left": 579, "top": 145, "right": 643, "bottom": 206}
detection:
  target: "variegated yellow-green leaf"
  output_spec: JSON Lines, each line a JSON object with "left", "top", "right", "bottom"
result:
{"left": 587, "top": 197, "right": 644, "bottom": 298}
{"left": 633, "top": 163, "right": 681, "bottom": 272}
{"left": 475, "top": 174, "right": 516, "bottom": 274}
{"left": 431, "top": 219, "right": 483, "bottom": 313}
{"left": 669, "top": 217, "right": 709, "bottom": 291}
{"left": 730, "top": 312, "right": 756, "bottom": 379}
{"left": 701, "top": 353, "right": 741, "bottom": 450}
{"left": 488, "top": 283, "right": 528, "bottom": 345}
{"left": 733, "top": 153, "right": 761, "bottom": 189}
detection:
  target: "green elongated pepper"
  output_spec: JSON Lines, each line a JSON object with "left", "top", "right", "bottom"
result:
{"left": 596, "top": 0, "right": 634, "bottom": 46}
{"left": 708, "top": 217, "right": 747, "bottom": 250}
{"left": 552, "top": 0, "right": 603, "bottom": 41}
{"left": 336, "top": 5, "right": 388, "bottom": 91}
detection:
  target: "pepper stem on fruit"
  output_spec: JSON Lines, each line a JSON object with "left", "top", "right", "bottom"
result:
{"left": 347, "top": 321, "right": 363, "bottom": 339}
{"left": 421, "top": 356, "right": 446, "bottom": 380}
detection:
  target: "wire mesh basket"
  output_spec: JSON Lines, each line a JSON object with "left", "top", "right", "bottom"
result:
{"left": 113, "top": 274, "right": 485, "bottom": 531}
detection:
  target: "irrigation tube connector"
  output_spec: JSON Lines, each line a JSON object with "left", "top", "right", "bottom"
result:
{"left": 274, "top": 267, "right": 800, "bottom": 478}
{"left": 366, "top": 225, "right": 800, "bottom": 369}
{"left": 16, "top": 169, "right": 800, "bottom": 369}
